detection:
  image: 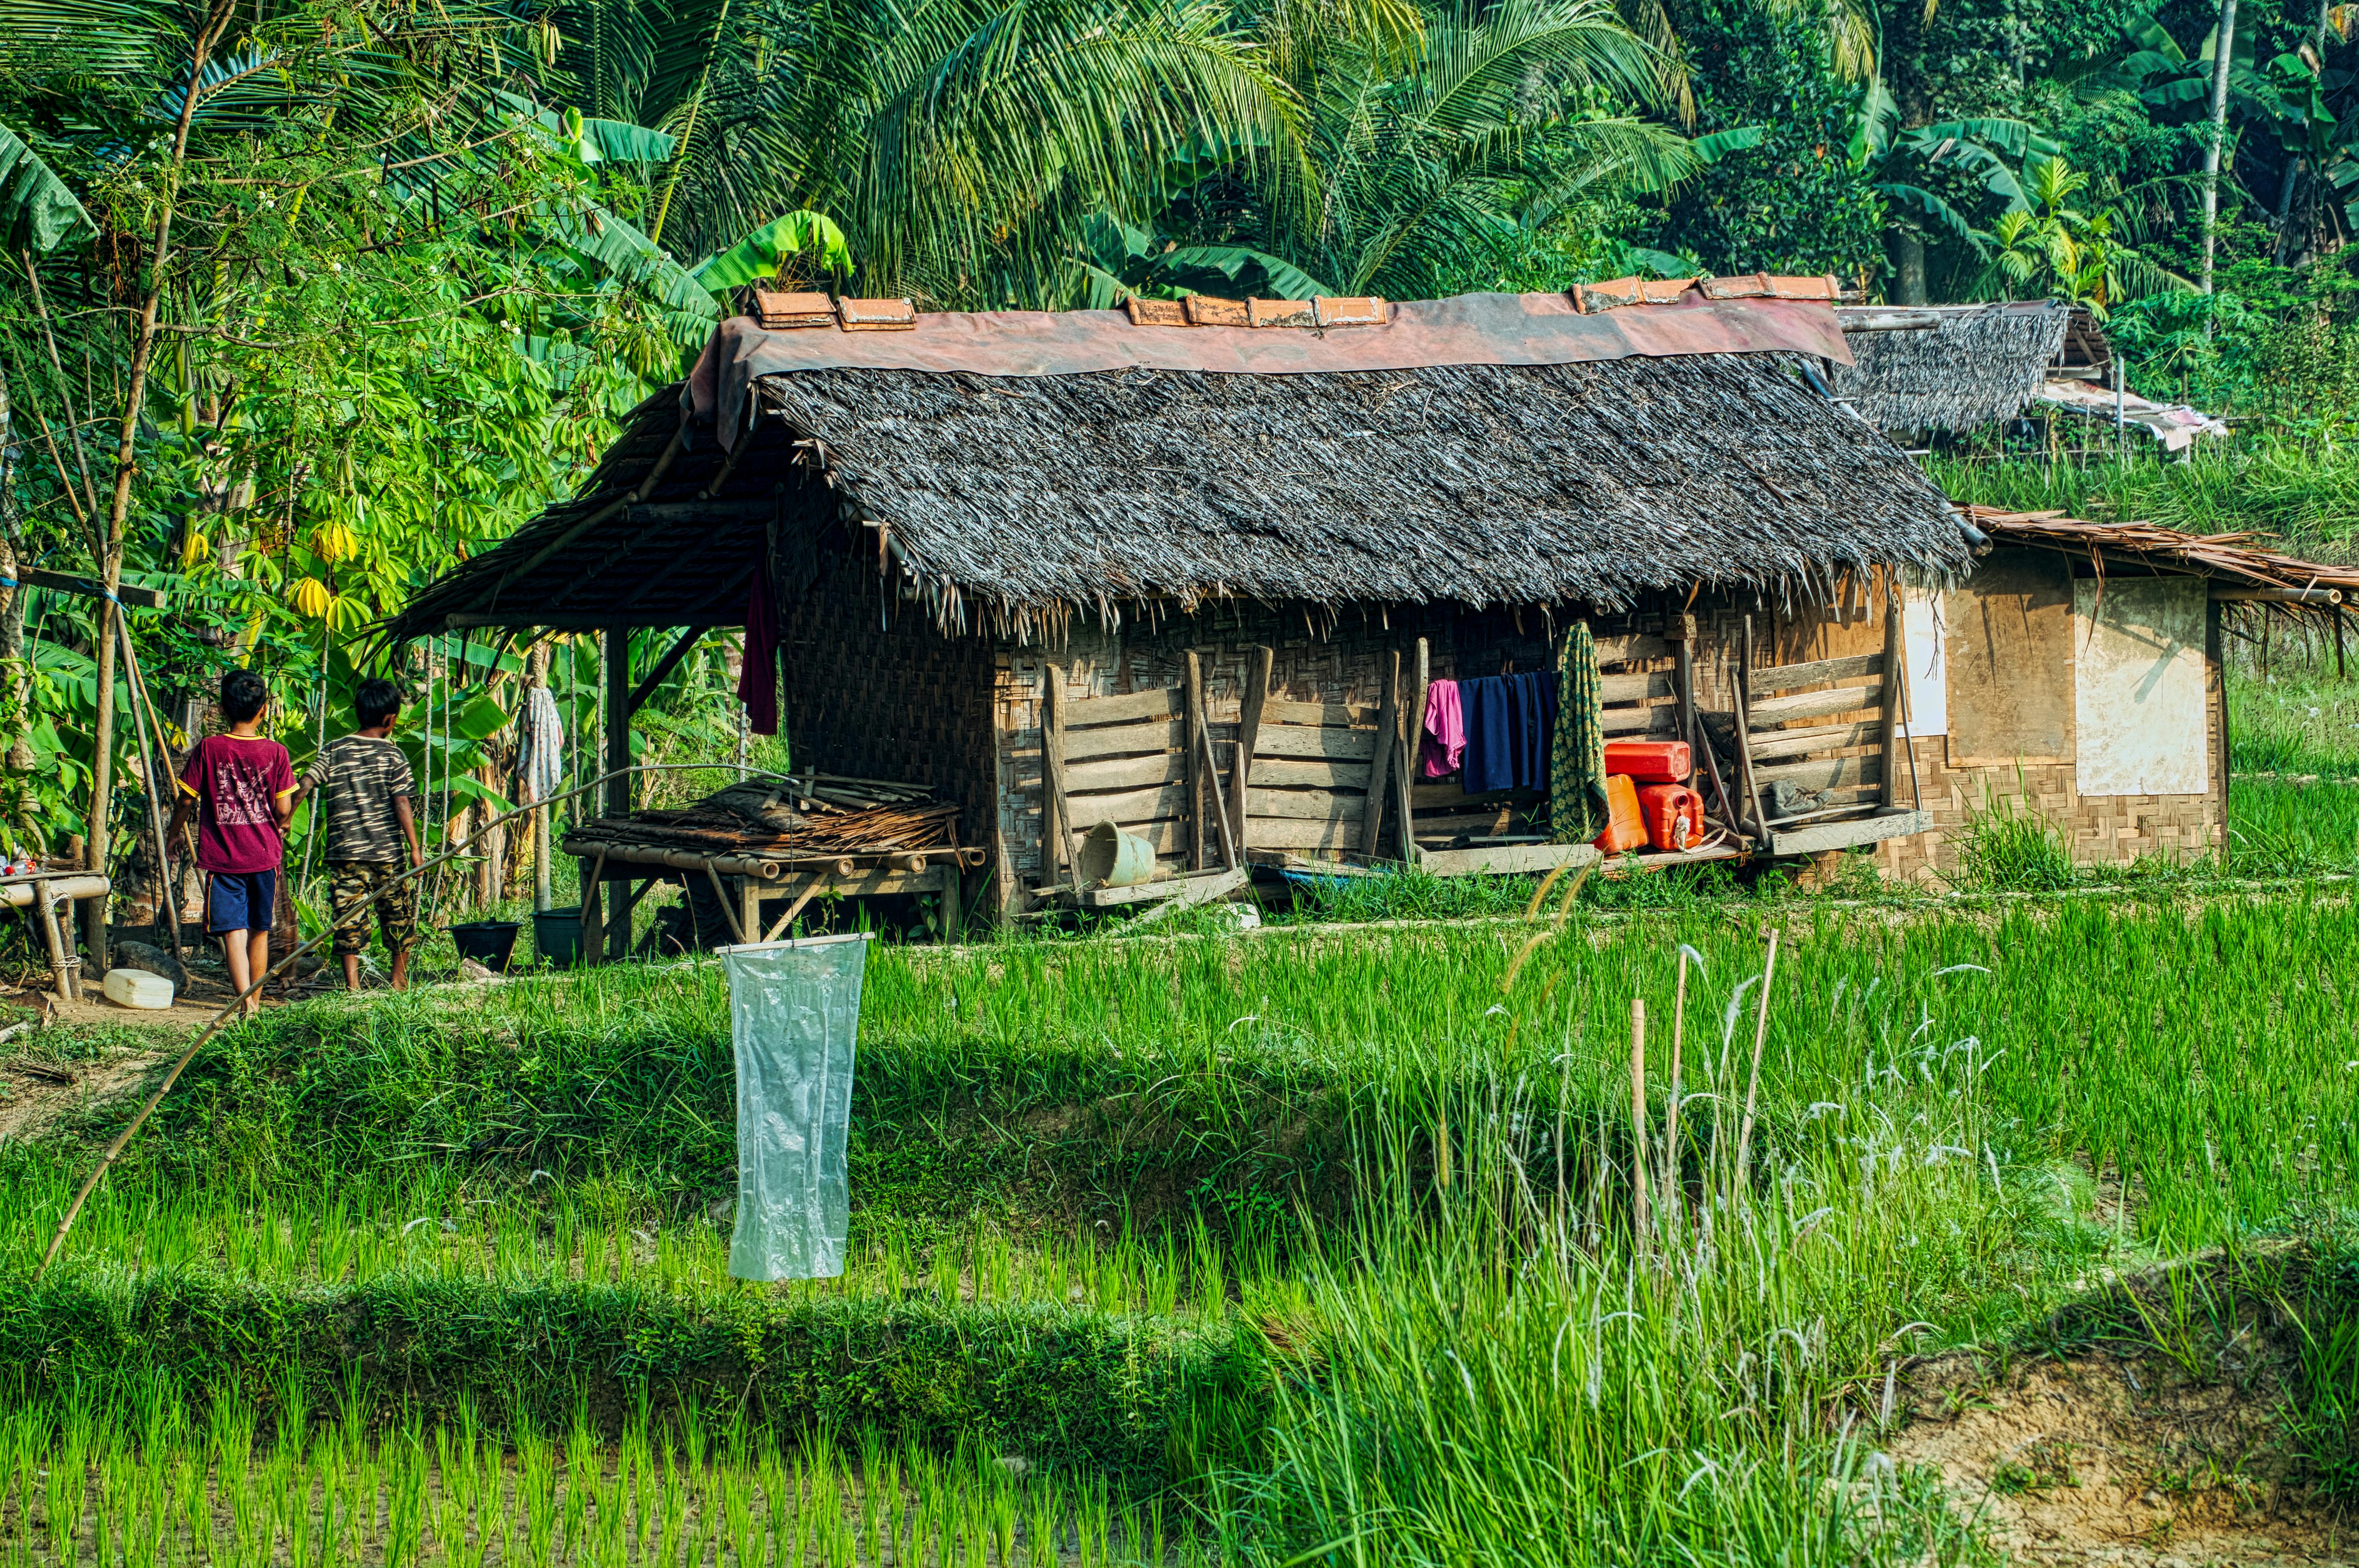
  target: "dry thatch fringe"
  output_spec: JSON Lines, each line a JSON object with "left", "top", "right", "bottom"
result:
{"left": 1965, "top": 506, "right": 2359, "bottom": 599}
{"left": 757, "top": 352, "right": 1964, "bottom": 640}
{"left": 1831, "top": 304, "right": 2072, "bottom": 435}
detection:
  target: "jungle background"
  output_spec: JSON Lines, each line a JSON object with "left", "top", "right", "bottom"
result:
{"left": 3, "top": 0, "right": 2358, "bottom": 932}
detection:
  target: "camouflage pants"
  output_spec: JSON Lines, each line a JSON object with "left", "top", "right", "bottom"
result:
{"left": 329, "top": 860, "right": 419, "bottom": 958}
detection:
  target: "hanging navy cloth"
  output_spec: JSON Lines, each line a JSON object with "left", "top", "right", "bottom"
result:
{"left": 1461, "top": 677, "right": 1516, "bottom": 794}
{"left": 1510, "top": 671, "right": 1560, "bottom": 791}
{"left": 1460, "top": 672, "right": 1560, "bottom": 794}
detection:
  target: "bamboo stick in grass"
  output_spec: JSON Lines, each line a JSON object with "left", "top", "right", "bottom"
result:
{"left": 1629, "top": 997, "right": 1648, "bottom": 1242}
{"left": 1732, "top": 927, "right": 1782, "bottom": 1199}
{"left": 1663, "top": 947, "right": 1693, "bottom": 1221}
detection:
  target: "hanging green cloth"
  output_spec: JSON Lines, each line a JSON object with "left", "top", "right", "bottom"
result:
{"left": 1549, "top": 621, "right": 1609, "bottom": 844}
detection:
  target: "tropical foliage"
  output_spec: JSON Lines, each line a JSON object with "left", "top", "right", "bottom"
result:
{"left": 8, "top": 0, "right": 2359, "bottom": 871}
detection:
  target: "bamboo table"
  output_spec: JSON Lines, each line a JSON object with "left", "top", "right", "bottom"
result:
{"left": 2, "top": 871, "right": 114, "bottom": 1001}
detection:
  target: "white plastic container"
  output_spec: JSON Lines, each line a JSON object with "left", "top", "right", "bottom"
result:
{"left": 102, "top": 968, "right": 174, "bottom": 1009}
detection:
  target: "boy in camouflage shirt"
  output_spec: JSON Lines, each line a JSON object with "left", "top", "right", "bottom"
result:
{"left": 292, "top": 678, "right": 422, "bottom": 989}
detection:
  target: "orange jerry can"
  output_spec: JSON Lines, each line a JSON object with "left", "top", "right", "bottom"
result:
{"left": 1602, "top": 740, "right": 1691, "bottom": 783}
{"left": 1592, "top": 774, "right": 1649, "bottom": 854}
{"left": 1635, "top": 783, "right": 1704, "bottom": 852}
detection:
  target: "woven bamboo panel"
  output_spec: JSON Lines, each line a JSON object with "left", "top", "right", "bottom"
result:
{"left": 779, "top": 556, "right": 1000, "bottom": 855}
{"left": 1875, "top": 740, "right": 2219, "bottom": 880}
{"left": 1872, "top": 609, "right": 2225, "bottom": 882}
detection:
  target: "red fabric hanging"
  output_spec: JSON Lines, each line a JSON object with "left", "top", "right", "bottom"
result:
{"left": 737, "top": 554, "right": 781, "bottom": 734}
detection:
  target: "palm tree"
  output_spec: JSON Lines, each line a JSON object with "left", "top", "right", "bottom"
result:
{"left": 1268, "top": 0, "right": 1696, "bottom": 298}
{"left": 543, "top": 0, "right": 1690, "bottom": 310}
{"left": 548, "top": 0, "right": 1311, "bottom": 308}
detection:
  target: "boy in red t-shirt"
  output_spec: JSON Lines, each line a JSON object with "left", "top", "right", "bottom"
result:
{"left": 168, "top": 669, "right": 294, "bottom": 1016}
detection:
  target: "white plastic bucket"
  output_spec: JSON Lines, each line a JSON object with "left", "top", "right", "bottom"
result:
{"left": 102, "top": 968, "right": 174, "bottom": 1009}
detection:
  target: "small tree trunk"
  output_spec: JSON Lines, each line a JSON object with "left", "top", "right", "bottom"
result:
{"left": 2201, "top": 0, "right": 2240, "bottom": 296}
{"left": 1892, "top": 231, "right": 1929, "bottom": 306}
{"left": 83, "top": 0, "right": 238, "bottom": 968}
{"left": 0, "top": 375, "right": 35, "bottom": 849}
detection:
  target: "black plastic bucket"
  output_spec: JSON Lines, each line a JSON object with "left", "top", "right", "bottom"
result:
{"left": 532, "top": 910, "right": 584, "bottom": 968}
{"left": 449, "top": 920, "right": 522, "bottom": 973}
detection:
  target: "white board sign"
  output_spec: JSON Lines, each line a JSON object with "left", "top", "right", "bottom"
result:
{"left": 2072, "top": 577, "right": 2208, "bottom": 797}
{"left": 1903, "top": 586, "right": 1948, "bottom": 739}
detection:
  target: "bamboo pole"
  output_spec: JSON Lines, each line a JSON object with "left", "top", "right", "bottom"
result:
{"left": 1629, "top": 996, "right": 1649, "bottom": 1242}
{"left": 1663, "top": 948, "right": 1689, "bottom": 1215}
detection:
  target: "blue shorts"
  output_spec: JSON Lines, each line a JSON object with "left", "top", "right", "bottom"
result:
{"left": 206, "top": 869, "right": 277, "bottom": 935}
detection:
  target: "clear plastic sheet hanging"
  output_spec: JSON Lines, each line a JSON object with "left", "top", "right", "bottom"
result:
{"left": 722, "top": 933, "right": 872, "bottom": 1281}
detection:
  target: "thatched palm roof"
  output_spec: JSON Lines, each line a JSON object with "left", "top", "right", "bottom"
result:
{"left": 387, "top": 302, "right": 1966, "bottom": 642}
{"left": 1831, "top": 302, "right": 2072, "bottom": 434}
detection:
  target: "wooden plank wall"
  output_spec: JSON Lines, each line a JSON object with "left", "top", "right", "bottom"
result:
{"left": 992, "top": 602, "right": 1664, "bottom": 909}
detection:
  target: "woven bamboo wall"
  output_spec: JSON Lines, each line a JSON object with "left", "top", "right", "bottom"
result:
{"left": 777, "top": 553, "right": 1001, "bottom": 854}
{"left": 1873, "top": 624, "right": 2226, "bottom": 880}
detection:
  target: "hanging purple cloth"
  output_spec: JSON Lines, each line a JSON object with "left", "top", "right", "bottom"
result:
{"left": 1419, "top": 679, "right": 1465, "bottom": 777}
{"left": 737, "top": 555, "right": 781, "bottom": 735}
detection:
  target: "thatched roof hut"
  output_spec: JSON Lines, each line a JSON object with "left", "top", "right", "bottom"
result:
{"left": 390, "top": 295, "right": 1965, "bottom": 645}
{"left": 390, "top": 285, "right": 1996, "bottom": 933}
{"left": 1830, "top": 302, "right": 2072, "bottom": 434}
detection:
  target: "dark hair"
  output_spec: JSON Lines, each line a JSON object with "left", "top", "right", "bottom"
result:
{"left": 220, "top": 668, "right": 269, "bottom": 724}
{"left": 355, "top": 678, "right": 404, "bottom": 729}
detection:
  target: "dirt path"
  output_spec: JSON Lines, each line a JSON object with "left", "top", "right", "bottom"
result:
{"left": 1892, "top": 1315, "right": 2354, "bottom": 1564}
{"left": 0, "top": 1040, "right": 172, "bottom": 1144}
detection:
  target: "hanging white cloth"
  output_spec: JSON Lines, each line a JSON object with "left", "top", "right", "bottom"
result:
{"left": 516, "top": 684, "right": 566, "bottom": 804}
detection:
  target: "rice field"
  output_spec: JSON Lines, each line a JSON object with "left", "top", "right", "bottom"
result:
{"left": 0, "top": 1396, "right": 1165, "bottom": 1567}
{"left": 6, "top": 659, "right": 2359, "bottom": 1562}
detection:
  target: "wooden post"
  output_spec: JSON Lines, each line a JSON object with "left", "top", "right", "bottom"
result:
{"left": 528, "top": 642, "right": 552, "bottom": 914}
{"left": 603, "top": 629, "right": 632, "bottom": 961}
{"left": 579, "top": 847, "right": 608, "bottom": 965}
{"left": 1406, "top": 637, "right": 1431, "bottom": 867}
{"left": 941, "top": 864, "right": 963, "bottom": 943}
{"left": 1361, "top": 650, "right": 1401, "bottom": 858}
{"left": 2208, "top": 599, "right": 2230, "bottom": 849}
{"left": 1393, "top": 729, "right": 1418, "bottom": 868}
{"left": 1041, "top": 665, "right": 1080, "bottom": 890}
{"left": 2336, "top": 607, "right": 2347, "bottom": 682}
{"left": 1732, "top": 616, "right": 1765, "bottom": 839}
{"left": 1671, "top": 613, "right": 1698, "bottom": 784}
{"left": 1880, "top": 583, "right": 1909, "bottom": 807}
{"left": 1183, "top": 651, "right": 1206, "bottom": 871}
{"left": 1228, "top": 646, "right": 1271, "bottom": 861}
{"left": 33, "top": 889, "right": 77, "bottom": 1001}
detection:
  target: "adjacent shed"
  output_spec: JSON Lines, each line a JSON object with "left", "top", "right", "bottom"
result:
{"left": 1830, "top": 302, "right": 2073, "bottom": 435}
{"left": 1878, "top": 507, "right": 2359, "bottom": 878}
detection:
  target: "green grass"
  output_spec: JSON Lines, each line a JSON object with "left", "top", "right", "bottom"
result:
{"left": 2232, "top": 665, "right": 2359, "bottom": 777}
{"left": 20, "top": 896, "right": 2348, "bottom": 1250}
{"left": 11, "top": 831, "right": 2359, "bottom": 1558}
{"left": 1928, "top": 447, "right": 2359, "bottom": 556}
{"left": 0, "top": 1390, "right": 1185, "bottom": 1566}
